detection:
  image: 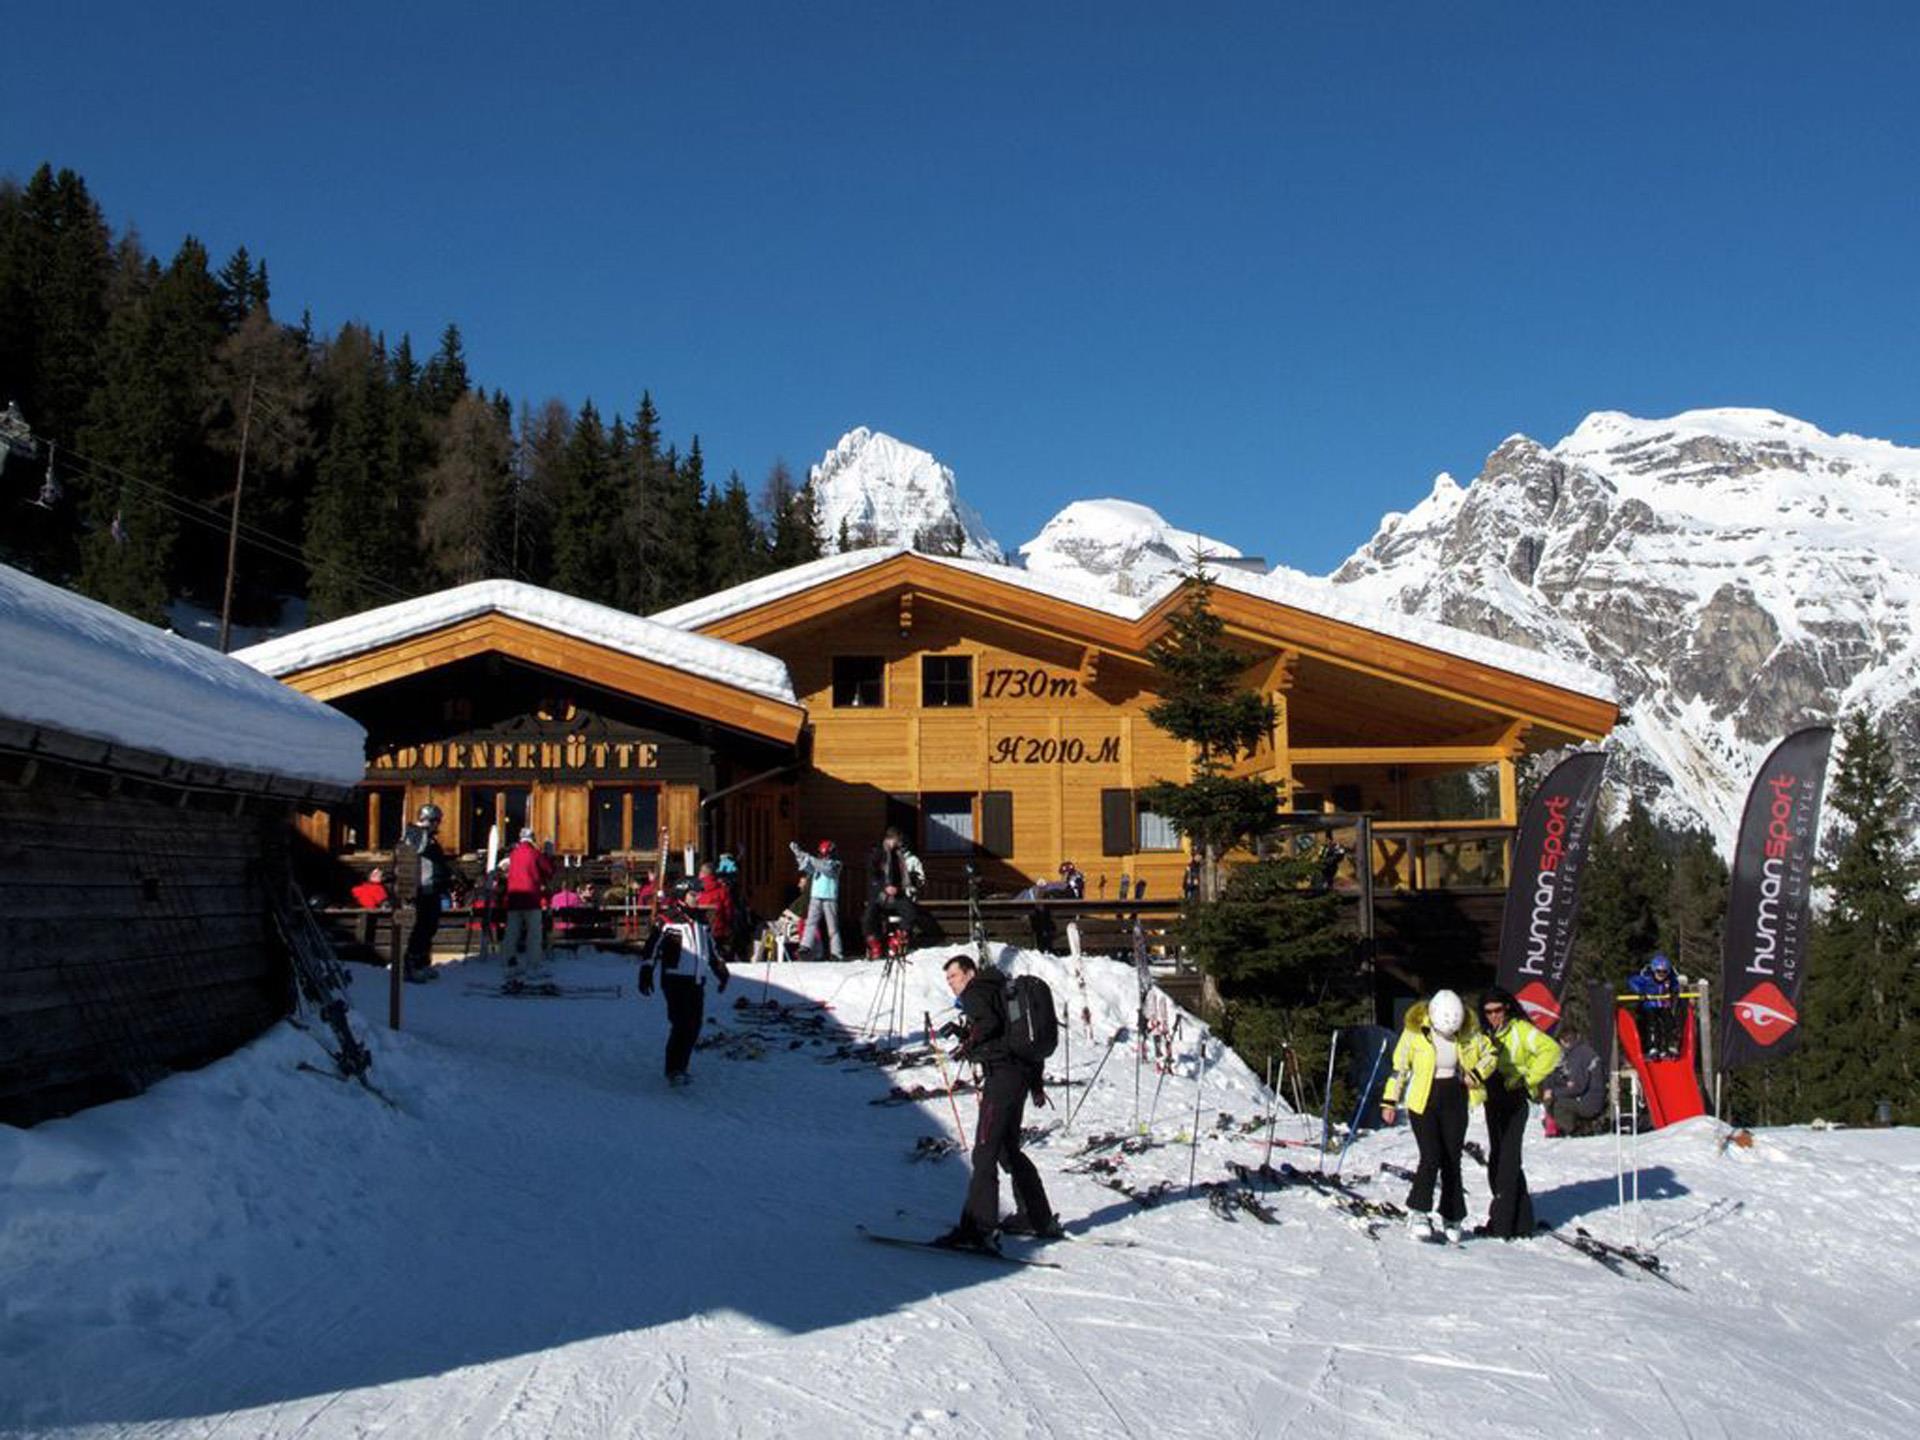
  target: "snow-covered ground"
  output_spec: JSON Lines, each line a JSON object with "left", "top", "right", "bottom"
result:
{"left": 3, "top": 947, "right": 1916, "bottom": 1439}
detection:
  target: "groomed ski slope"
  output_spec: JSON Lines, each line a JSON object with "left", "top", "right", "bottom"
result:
{"left": 2, "top": 946, "right": 1915, "bottom": 1439}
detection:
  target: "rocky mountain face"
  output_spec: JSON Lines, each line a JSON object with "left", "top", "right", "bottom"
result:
{"left": 807, "top": 428, "right": 1004, "bottom": 562}
{"left": 1329, "top": 409, "right": 1920, "bottom": 845}
{"left": 805, "top": 410, "right": 1917, "bottom": 848}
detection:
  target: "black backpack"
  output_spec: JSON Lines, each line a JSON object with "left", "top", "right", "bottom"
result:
{"left": 1004, "top": 973, "right": 1060, "bottom": 1065}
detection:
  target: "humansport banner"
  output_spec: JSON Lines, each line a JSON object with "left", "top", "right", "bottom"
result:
{"left": 1493, "top": 750, "right": 1608, "bottom": 1033}
{"left": 1720, "top": 725, "right": 1835, "bottom": 1071}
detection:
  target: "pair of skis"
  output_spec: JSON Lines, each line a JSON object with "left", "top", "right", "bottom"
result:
{"left": 1538, "top": 1224, "right": 1687, "bottom": 1289}
{"left": 463, "top": 978, "right": 621, "bottom": 1000}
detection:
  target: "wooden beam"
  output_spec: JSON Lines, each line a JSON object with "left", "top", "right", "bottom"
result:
{"left": 898, "top": 591, "right": 914, "bottom": 636}
{"left": 1290, "top": 745, "right": 1519, "bottom": 767}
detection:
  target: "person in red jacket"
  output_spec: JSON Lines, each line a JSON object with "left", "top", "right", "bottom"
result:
{"left": 690, "top": 862, "right": 733, "bottom": 953}
{"left": 502, "top": 828, "right": 556, "bottom": 983}
{"left": 350, "top": 867, "right": 390, "bottom": 910}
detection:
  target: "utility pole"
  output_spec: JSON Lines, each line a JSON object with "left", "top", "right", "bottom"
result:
{"left": 217, "top": 372, "right": 256, "bottom": 653}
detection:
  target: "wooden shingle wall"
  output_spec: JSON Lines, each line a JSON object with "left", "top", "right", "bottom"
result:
{"left": 0, "top": 761, "right": 292, "bottom": 1127}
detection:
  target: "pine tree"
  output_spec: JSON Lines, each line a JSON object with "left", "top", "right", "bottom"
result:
{"left": 1663, "top": 829, "right": 1728, "bottom": 984}
{"left": 0, "top": 166, "right": 111, "bottom": 449}
{"left": 214, "top": 246, "right": 263, "bottom": 331}
{"left": 765, "top": 460, "right": 822, "bottom": 568}
{"left": 701, "top": 468, "right": 764, "bottom": 591}
{"left": 305, "top": 325, "right": 403, "bottom": 619}
{"left": 652, "top": 436, "right": 707, "bottom": 607}
{"left": 1564, "top": 796, "right": 1672, "bottom": 1037}
{"left": 203, "top": 308, "right": 316, "bottom": 617}
{"left": 421, "top": 323, "right": 469, "bottom": 416}
{"left": 510, "top": 398, "right": 568, "bottom": 584}
{"left": 420, "top": 391, "right": 512, "bottom": 584}
{"left": 1142, "top": 568, "right": 1351, "bottom": 1075}
{"left": 1139, "top": 567, "right": 1282, "bottom": 901}
{"left": 75, "top": 236, "right": 226, "bottom": 621}
{"left": 549, "top": 400, "right": 618, "bottom": 604}
{"left": 1795, "top": 715, "right": 1919, "bottom": 1121}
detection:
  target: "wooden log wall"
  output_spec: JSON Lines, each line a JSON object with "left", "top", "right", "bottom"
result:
{"left": 0, "top": 763, "right": 293, "bottom": 1127}
{"left": 773, "top": 603, "right": 1195, "bottom": 913}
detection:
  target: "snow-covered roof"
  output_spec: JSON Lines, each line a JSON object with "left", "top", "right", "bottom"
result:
{"left": 653, "top": 547, "right": 1618, "bottom": 704}
{"left": 0, "top": 564, "right": 366, "bottom": 789}
{"left": 236, "top": 579, "right": 798, "bottom": 707}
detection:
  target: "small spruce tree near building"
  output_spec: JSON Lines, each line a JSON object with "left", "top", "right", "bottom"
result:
{"left": 1139, "top": 565, "right": 1355, "bottom": 1083}
{"left": 1139, "top": 565, "right": 1282, "bottom": 901}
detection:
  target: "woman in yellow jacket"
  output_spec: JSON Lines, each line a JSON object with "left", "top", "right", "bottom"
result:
{"left": 1380, "top": 990, "right": 1496, "bottom": 1244}
{"left": 1477, "top": 985, "right": 1562, "bottom": 1240}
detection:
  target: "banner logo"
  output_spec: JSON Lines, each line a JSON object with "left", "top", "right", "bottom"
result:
{"left": 1515, "top": 981, "right": 1562, "bottom": 1032}
{"left": 1733, "top": 981, "right": 1798, "bottom": 1047}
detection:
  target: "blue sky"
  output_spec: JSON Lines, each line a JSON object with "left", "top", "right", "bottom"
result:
{"left": 6, "top": 3, "right": 1917, "bottom": 572}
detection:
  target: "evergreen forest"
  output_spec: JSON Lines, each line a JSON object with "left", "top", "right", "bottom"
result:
{"left": 0, "top": 165, "right": 823, "bottom": 635}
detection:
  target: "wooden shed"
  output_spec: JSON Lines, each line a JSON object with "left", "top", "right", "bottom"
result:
{"left": 0, "top": 564, "right": 366, "bottom": 1127}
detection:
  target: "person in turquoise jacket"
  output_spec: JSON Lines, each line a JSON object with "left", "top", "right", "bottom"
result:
{"left": 789, "top": 839, "right": 844, "bottom": 959}
{"left": 1476, "top": 985, "right": 1561, "bottom": 1239}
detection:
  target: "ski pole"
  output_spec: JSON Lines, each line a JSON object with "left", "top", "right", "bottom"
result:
{"left": 1261, "top": 1054, "right": 1282, "bottom": 1170}
{"left": 925, "top": 1010, "right": 968, "bottom": 1147}
{"left": 1318, "top": 1028, "right": 1342, "bottom": 1174}
{"left": 1067, "top": 1028, "right": 1124, "bottom": 1133}
{"left": 1334, "top": 1031, "right": 1391, "bottom": 1177}
{"left": 1147, "top": 1061, "right": 1169, "bottom": 1131}
{"left": 1186, "top": 1028, "right": 1209, "bottom": 1196}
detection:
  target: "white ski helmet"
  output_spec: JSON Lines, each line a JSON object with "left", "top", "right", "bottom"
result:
{"left": 1427, "top": 989, "right": 1465, "bottom": 1037}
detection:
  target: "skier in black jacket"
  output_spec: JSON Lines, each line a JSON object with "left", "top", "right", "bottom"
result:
{"left": 395, "top": 804, "right": 453, "bottom": 982}
{"left": 862, "top": 828, "right": 926, "bottom": 958}
{"left": 933, "top": 955, "right": 1058, "bottom": 1249}
{"left": 637, "top": 883, "right": 731, "bottom": 1085}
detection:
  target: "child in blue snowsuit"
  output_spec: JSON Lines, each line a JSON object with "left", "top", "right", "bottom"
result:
{"left": 1627, "top": 953, "right": 1683, "bottom": 1059}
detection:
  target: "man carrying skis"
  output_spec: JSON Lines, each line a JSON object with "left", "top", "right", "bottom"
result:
{"left": 636, "top": 882, "right": 730, "bottom": 1085}
{"left": 933, "top": 955, "right": 1058, "bottom": 1251}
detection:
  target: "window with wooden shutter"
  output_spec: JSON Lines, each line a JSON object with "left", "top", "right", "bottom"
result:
{"left": 980, "top": 791, "right": 1013, "bottom": 857}
{"left": 1101, "top": 788, "right": 1134, "bottom": 856}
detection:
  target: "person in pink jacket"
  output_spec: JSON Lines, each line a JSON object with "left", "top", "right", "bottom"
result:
{"left": 502, "top": 828, "right": 556, "bottom": 982}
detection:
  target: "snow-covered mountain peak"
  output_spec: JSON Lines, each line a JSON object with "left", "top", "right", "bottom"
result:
{"left": 807, "top": 428, "right": 1004, "bottom": 561}
{"left": 1020, "top": 499, "right": 1246, "bottom": 597}
{"left": 1329, "top": 407, "right": 1920, "bottom": 847}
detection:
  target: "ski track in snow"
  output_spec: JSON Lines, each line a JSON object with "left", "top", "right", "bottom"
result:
{"left": 3, "top": 948, "right": 1918, "bottom": 1439}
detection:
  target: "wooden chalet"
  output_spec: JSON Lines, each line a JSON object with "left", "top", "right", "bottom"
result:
{"left": 654, "top": 549, "right": 1620, "bottom": 930}
{"left": 236, "top": 582, "right": 808, "bottom": 911}
{"left": 248, "top": 555, "right": 1616, "bottom": 982}
{"left": 0, "top": 564, "right": 365, "bottom": 1127}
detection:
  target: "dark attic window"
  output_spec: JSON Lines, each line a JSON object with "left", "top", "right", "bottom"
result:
{"left": 832, "top": 656, "right": 886, "bottom": 708}
{"left": 921, "top": 654, "right": 973, "bottom": 708}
